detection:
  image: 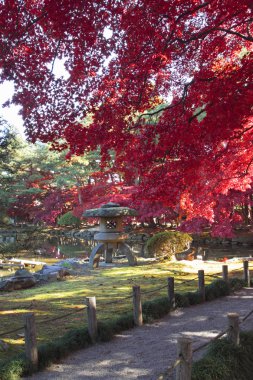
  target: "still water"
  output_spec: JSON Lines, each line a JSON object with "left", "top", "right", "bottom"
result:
{"left": 0, "top": 232, "right": 145, "bottom": 262}
{"left": 0, "top": 231, "right": 253, "bottom": 261}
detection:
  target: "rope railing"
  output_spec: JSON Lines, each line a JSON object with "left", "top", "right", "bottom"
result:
{"left": 0, "top": 325, "right": 25, "bottom": 338}
{"left": 0, "top": 306, "right": 88, "bottom": 339}
{"left": 36, "top": 306, "right": 87, "bottom": 325}
{"left": 98, "top": 293, "right": 133, "bottom": 306}
{"left": 159, "top": 357, "right": 182, "bottom": 379}
{"left": 98, "top": 272, "right": 207, "bottom": 308}
{"left": 141, "top": 284, "right": 168, "bottom": 295}
{"left": 193, "top": 304, "right": 253, "bottom": 355}
{"left": 0, "top": 263, "right": 245, "bottom": 340}
{"left": 1, "top": 259, "right": 252, "bottom": 379}
{"left": 240, "top": 308, "right": 253, "bottom": 323}
{"left": 159, "top": 305, "right": 253, "bottom": 380}
{"left": 208, "top": 274, "right": 221, "bottom": 279}
{"left": 96, "top": 269, "right": 224, "bottom": 315}
{"left": 179, "top": 276, "right": 199, "bottom": 285}
{"left": 192, "top": 329, "right": 229, "bottom": 354}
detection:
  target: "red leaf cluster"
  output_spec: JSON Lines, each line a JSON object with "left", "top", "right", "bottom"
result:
{"left": 1, "top": 1, "right": 253, "bottom": 235}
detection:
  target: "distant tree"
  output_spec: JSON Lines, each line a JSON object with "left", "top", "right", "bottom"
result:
{"left": 0, "top": 119, "right": 21, "bottom": 223}
{"left": 0, "top": 118, "right": 18, "bottom": 164}
{"left": 57, "top": 211, "right": 81, "bottom": 227}
{"left": 6, "top": 141, "right": 100, "bottom": 224}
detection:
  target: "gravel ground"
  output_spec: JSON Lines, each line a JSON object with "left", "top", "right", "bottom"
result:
{"left": 23, "top": 287, "right": 253, "bottom": 380}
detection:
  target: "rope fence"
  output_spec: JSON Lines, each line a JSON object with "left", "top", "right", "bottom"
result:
{"left": 36, "top": 306, "right": 87, "bottom": 325}
{"left": 0, "top": 260, "right": 253, "bottom": 377}
{"left": 159, "top": 306, "right": 253, "bottom": 380}
{"left": 157, "top": 262, "right": 253, "bottom": 380}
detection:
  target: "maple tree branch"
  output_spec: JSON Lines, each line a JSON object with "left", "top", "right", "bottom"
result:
{"left": 211, "top": 152, "right": 253, "bottom": 193}
{"left": 137, "top": 79, "right": 194, "bottom": 122}
{"left": 244, "top": 157, "right": 253, "bottom": 176}
{"left": 136, "top": 73, "right": 149, "bottom": 107}
{"left": 161, "top": 2, "right": 211, "bottom": 51}
{"left": 175, "top": 10, "right": 243, "bottom": 45}
{"left": 50, "top": 39, "right": 62, "bottom": 74}
{"left": 188, "top": 108, "right": 206, "bottom": 124}
{"left": 233, "top": 124, "right": 253, "bottom": 140}
{"left": 7, "top": 9, "right": 48, "bottom": 54}
{"left": 216, "top": 27, "right": 253, "bottom": 41}
{"left": 21, "top": 11, "right": 48, "bottom": 39}
{"left": 176, "top": 2, "right": 211, "bottom": 23}
{"left": 247, "top": 21, "right": 253, "bottom": 39}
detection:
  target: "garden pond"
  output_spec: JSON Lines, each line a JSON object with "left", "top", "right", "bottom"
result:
{"left": 0, "top": 228, "right": 253, "bottom": 279}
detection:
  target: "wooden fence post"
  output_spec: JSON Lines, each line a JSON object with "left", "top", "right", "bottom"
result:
{"left": 24, "top": 313, "right": 38, "bottom": 370}
{"left": 86, "top": 296, "right": 97, "bottom": 342}
{"left": 167, "top": 277, "right": 175, "bottom": 309}
{"left": 133, "top": 285, "right": 143, "bottom": 326}
{"left": 227, "top": 313, "right": 240, "bottom": 345}
{"left": 198, "top": 270, "right": 205, "bottom": 302}
{"left": 222, "top": 265, "right": 228, "bottom": 283}
{"left": 176, "top": 337, "right": 192, "bottom": 380}
{"left": 243, "top": 260, "right": 250, "bottom": 287}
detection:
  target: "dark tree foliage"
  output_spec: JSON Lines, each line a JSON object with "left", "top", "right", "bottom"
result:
{"left": 0, "top": 1, "right": 252, "bottom": 235}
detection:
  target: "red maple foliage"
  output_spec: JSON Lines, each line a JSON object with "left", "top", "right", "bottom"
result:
{"left": 1, "top": 1, "right": 252, "bottom": 235}
{"left": 8, "top": 185, "right": 77, "bottom": 225}
{"left": 33, "top": 188, "right": 78, "bottom": 225}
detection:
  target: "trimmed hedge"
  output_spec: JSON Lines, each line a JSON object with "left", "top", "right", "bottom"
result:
{"left": 142, "top": 296, "right": 171, "bottom": 322}
{"left": 57, "top": 211, "right": 81, "bottom": 227}
{"left": 192, "top": 332, "right": 253, "bottom": 380}
{"left": 0, "top": 278, "right": 246, "bottom": 380}
{"left": 145, "top": 231, "right": 192, "bottom": 259}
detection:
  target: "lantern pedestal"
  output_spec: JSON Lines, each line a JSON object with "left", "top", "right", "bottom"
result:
{"left": 83, "top": 202, "right": 138, "bottom": 269}
{"left": 88, "top": 242, "right": 137, "bottom": 268}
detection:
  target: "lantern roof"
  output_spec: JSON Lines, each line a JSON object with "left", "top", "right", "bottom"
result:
{"left": 83, "top": 202, "right": 137, "bottom": 217}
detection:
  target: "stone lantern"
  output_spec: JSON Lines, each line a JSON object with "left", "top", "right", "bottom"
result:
{"left": 83, "top": 202, "right": 137, "bottom": 268}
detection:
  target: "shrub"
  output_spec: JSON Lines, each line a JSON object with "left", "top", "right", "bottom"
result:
{"left": 175, "top": 292, "right": 190, "bottom": 307}
{"left": 205, "top": 279, "right": 230, "bottom": 301}
{"left": 57, "top": 212, "right": 81, "bottom": 227}
{"left": 185, "top": 290, "right": 203, "bottom": 305}
{"left": 0, "top": 356, "right": 28, "bottom": 380}
{"left": 97, "top": 312, "right": 134, "bottom": 342}
{"left": 0, "top": 242, "right": 25, "bottom": 255}
{"left": 142, "top": 297, "right": 170, "bottom": 322}
{"left": 230, "top": 277, "right": 246, "bottom": 290}
{"left": 192, "top": 332, "right": 253, "bottom": 380}
{"left": 145, "top": 231, "right": 192, "bottom": 259}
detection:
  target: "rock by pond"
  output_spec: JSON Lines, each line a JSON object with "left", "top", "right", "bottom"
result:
{"left": 0, "top": 259, "right": 89, "bottom": 291}
{"left": 0, "top": 268, "right": 37, "bottom": 291}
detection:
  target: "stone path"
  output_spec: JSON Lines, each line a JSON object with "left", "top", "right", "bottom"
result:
{"left": 24, "top": 288, "right": 253, "bottom": 380}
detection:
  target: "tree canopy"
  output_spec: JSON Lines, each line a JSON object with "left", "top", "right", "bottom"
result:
{"left": 0, "top": 1, "right": 252, "bottom": 235}
{"left": 0, "top": 134, "right": 100, "bottom": 225}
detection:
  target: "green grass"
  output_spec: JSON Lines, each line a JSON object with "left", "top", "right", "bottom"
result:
{"left": 0, "top": 261, "right": 246, "bottom": 380}
{"left": 0, "top": 260, "right": 246, "bottom": 363}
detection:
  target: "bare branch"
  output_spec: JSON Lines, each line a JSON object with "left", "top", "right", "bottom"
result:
{"left": 137, "top": 79, "right": 194, "bottom": 122}
{"left": 216, "top": 27, "right": 253, "bottom": 41}
{"left": 50, "top": 39, "right": 62, "bottom": 74}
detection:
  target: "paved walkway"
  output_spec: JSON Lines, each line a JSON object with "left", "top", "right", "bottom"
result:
{"left": 24, "top": 288, "right": 253, "bottom": 380}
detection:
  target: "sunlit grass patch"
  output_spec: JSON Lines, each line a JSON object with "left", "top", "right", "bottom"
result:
{"left": 0, "top": 259, "right": 245, "bottom": 362}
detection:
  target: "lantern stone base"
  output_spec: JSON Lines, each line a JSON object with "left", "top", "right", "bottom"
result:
{"left": 94, "top": 232, "right": 129, "bottom": 242}
{"left": 88, "top": 242, "right": 137, "bottom": 269}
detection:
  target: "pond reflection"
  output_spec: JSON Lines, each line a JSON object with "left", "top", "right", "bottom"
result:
{"left": 200, "top": 245, "right": 253, "bottom": 261}
{"left": 0, "top": 231, "right": 253, "bottom": 261}
{"left": 33, "top": 236, "right": 96, "bottom": 260}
